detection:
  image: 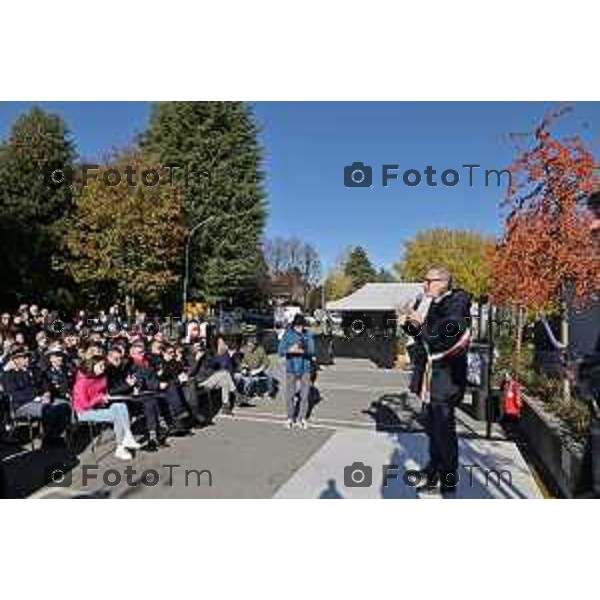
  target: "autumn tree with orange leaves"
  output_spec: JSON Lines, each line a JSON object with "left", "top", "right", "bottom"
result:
{"left": 492, "top": 107, "right": 600, "bottom": 400}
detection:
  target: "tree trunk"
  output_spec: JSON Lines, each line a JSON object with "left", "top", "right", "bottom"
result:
{"left": 561, "top": 301, "right": 571, "bottom": 403}
{"left": 513, "top": 306, "right": 524, "bottom": 377}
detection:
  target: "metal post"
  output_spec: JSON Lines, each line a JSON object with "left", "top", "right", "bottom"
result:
{"left": 486, "top": 303, "right": 495, "bottom": 439}
{"left": 182, "top": 234, "right": 192, "bottom": 319}
{"left": 182, "top": 216, "right": 215, "bottom": 321}
{"left": 181, "top": 209, "right": 254, "bottom": 321}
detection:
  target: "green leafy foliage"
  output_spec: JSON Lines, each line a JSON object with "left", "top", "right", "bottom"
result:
{"left": 56, "top": 154, "right": 185, "bottom": 308}
{"left": 344, "top": 246, "right": 377, "bottom": 291}
{"left": 395, "top": 228, "right": 495, "bottom": 298}
{"left": 0, "top": 107, "right": 75, "bottom": 300}
{"left": 141, "top": 102, "right": 267, "bottom": 304}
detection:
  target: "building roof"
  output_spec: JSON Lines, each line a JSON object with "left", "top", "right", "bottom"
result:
{"left": 268, "top": 271, "right": 305, "bottom": 304}
{"left": 326, "top": 282, "right": 423, "bottom": 312}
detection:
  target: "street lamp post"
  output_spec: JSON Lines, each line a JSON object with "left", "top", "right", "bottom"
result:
{"left": 182, "top": 216, "right": 215, "bottom": 320}
{"left": 181, "top": 208, "right": 256, "bottom": 320}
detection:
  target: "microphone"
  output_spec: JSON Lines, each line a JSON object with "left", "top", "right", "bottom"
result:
{"left": 413, "top": 292, "right": 425, "bottom": 309}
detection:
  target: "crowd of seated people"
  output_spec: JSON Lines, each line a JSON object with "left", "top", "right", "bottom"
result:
{"left": 0, "top": 303, "right": 279, "bottom": 461}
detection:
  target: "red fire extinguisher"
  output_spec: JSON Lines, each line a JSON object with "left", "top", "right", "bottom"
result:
{"left": 503, "top": 377, "right": 522, "bottom": 418}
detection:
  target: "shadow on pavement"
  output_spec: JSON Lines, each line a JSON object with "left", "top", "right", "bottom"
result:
{"left": 1, "top": 443, "right": 80, "bottom": 499}
{"left": 306, "top": 385, "right": 322, "bottom": 420}
{"left": 290, "top": 384, "right": 323, "bottom": 421}
{"left": 362, "top": 392, "right": 426, "bottom": 433}
{"left": 319, "top": 478, "right": 345, "bottom": 499}
{"left": 379, "top": 437, "right": 424, "bottom": 499}
{"left": 378, "top": 432, "right": 534, "bottom": 499}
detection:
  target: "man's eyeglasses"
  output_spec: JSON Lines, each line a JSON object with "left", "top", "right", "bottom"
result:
{"left": 424, "top": 278, "right": 443, "bottom": 284}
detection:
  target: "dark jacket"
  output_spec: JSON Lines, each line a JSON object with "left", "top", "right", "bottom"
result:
{"left": 157, "top": 357, "right": 184, "bottom": 385}
{"left": 420, "top": 289, "right": 471, "bottom": 355}
{"left": 182, "top": 345, "right": 216, "bottom": 382}
{"left": 421, "top": 288, "right": 471, "bottom": 403}
{"left": 129, "top": 357, "right": 160, "bottom": 391}
{"left": 31, "top": 348, "right": 49, "bottom": 373}
{"left": 39, "top": 365, "right": 71, "bottom": 399}
{"left": 406, "top": 295, "right": 428, "bottom": 395}
{"left": 2, "top": 368, "right": 38, "bottom": 406}
{"left": 105, "top": 361, "right": 134, "bottom": 395}
{"left": 211, "top": 353, "right": 234, "bottom": 374}
{"left": 148, "top": 352, "right": 163, "bottom": 372}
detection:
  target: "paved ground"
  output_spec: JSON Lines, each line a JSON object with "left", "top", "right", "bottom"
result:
{"left": 1, "top": 357, "right": 542, "bottom": 499}
{"left": 275, "top": 429, "right": 540, "bottom": 499}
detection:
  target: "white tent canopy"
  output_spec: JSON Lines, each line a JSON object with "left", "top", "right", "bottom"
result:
{"left": 326, "top": 283, "right": 423, "bottom": 312}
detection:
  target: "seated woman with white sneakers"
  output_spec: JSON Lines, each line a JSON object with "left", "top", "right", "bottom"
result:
{"left": 72, "top": 355, "right": 141, "bottom": 460}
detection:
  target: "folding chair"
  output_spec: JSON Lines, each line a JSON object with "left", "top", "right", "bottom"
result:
{"left": 67, "top": 405, "right": 110, "bottom": 458}
{"left": 6, "top": 394, "right": 43, "bottom": 452}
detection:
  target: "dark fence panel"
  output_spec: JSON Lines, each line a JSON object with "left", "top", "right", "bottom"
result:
{"left": 315, "top": 334, "right": 334, "bottom": 365}
{"left": 332, "top": 336, "right": 396, "bottom": 369}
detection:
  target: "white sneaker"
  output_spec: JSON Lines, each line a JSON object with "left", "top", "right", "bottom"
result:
{"left": 122, "top": 434, "right": 142, "bottom": 450}
{"left": 114, "top": 445, "right": 133, "bottom": 461}
{"left": 285, "top": 419, "right": 294, "bottom": 429}
{"left": 299, "top": 419, "right": 308, "bottom": 430}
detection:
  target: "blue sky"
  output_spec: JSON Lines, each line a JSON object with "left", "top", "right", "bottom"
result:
{"left": 2, "top": 101, "right": 599, "bottom": 272}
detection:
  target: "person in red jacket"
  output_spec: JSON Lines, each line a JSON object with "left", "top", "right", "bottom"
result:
{"left": 72, "top": 355, "right": 140, "bottom": 460}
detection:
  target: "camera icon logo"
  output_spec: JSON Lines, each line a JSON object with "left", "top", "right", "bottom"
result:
{"left": 44, "top": 462, "right": 72, "bottom": 488}
{"left": 344, "top": 162, "right": 373, "bottom": 188}
{"left": 42, "top": 163, "right": 75, "bottom": 190}
{"left": 344, "top": 462, "right": 372, "bottom": 487}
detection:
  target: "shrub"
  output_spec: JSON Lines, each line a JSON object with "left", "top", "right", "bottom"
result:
{"left": 493, "top": 329, "right": 591, "bottom": 441}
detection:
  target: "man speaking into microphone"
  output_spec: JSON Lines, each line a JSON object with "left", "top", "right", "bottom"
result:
{"left": 401, "top": 266, "right": 471, "bottom": 493}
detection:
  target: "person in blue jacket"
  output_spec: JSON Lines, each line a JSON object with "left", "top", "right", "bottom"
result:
{"left": 278, "top": 313, "right": 315, "bottom": 429}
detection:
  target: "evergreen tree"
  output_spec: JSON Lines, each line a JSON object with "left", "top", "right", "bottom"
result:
{"left": 344, "top": 246, "right": 377, "bottom": 290}
{"left": 0, "top": 107, "right": 75, "bottom": 301}
{"left": 141, "top": 102, "right": 267, "bottom": 306}
{"left": 376, "top": 267, "right": 397, "bottom": 283}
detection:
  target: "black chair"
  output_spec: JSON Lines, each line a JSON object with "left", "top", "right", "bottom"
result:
{"left": 66, "top": 400, "right": 111, "bottom": 458}
{"left": 5, "top": 394, "right": 43, "bottom": 452}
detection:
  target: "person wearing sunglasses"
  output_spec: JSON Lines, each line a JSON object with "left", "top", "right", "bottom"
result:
{"left": 401, "top": 266, "right": 471, "bottom": 494}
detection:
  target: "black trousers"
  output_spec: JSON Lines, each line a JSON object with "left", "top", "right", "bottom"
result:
{"left": 426, "top": 356, "right": 467, "bottom": 474}
{"left": 408, "top": 342, "right": 427, "bottom": 395}
{"left": 181, "top": 380, "right": 222, "bottom": 424}
{"left": 426, "top": 401, "right": 458, "bottom": 473}
{"left": 122, "top": 386, "right": 186, "bottom": 433}
{"left": 157, "top": 385, "right": 186, "bottom": 424}
{"left": 121, "top": 395, "right": 160, "bottom": 433}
